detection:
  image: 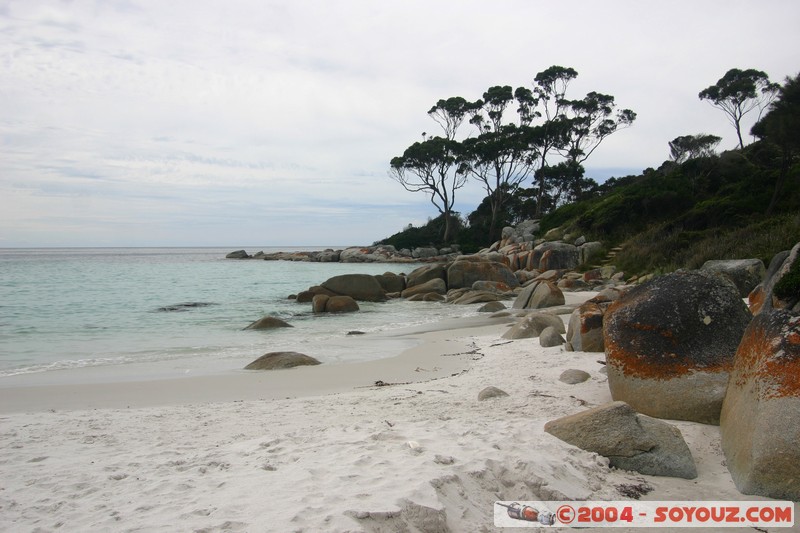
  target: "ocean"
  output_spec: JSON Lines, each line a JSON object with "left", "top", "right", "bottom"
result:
{"left": 0, "top": 248, "right": 477, "bottom": 386}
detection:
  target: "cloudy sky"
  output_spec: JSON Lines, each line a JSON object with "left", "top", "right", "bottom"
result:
{"left": 1, "top": 0, "right": 798, "bottom": 247}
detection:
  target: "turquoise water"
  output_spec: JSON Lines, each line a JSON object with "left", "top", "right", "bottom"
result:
{"left": 0, "top": 248, "right": 471, "bottom": 384}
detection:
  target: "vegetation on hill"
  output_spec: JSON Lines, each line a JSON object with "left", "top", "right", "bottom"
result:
{"left": 388, "top": 65, "right": 635, "bottom": 244}
{"left": 378, "top": 70, "right": 799, "bottom": 275}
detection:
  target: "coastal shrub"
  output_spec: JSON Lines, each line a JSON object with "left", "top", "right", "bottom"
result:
{"left": 571, "top": 171, "right": 695, "bottom": 239}
{"left": 681, "top": 197, "right": 748, "bottom": 230}
{"left": 683, "top": 214, "right": 800, "bottom": 269}
{"left": 378, "top": 213, "right": 463, "bottom": 249}
{"left": 614, "top": 223, "right": 699, "bottom": 275}
{"left": 540, "top": 200, "right": 593, "bottom": 234}
{"left": 614, "top": 213, "right": 800, "bottom": 275}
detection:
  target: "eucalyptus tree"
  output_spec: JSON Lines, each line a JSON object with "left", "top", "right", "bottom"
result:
{"left": 389, "top": 66, "right": 636, "bottom": 243}
{"left": 532, "top": 65, "right": 578, "bottom": 169}
{"left": 390, "top": 95, "right": 477, "bottom": 243}
{"left": 459, "top": 125, "right": 531, "bottom": 240}
{"left": 527, "top": 66, "right": 635, "bottom": 216}
{"left": 460, "top": 85, "right": 532, "bottom": 241}
{"left": 427, "top": 96, "right": 480, "bottom": 140}
{"left": 534, "top": 160, "right": 591, "bottom": 208}
{"left": 559, "top": 92, "right": 637, "bottom": 165}
{"left": 699, "top": 68, "right": 780, "bottom": 149}
{"left": 473, "top": 85, "right": 515, "bottom": 132}
{"left": 668, "top": 134, "right": 722, "bottom": 163}
{"left": 525, "top": 66, "right": 579, "bottom": 216}
{"left": 389, "top": 136, "right": 464, "bottom": 243}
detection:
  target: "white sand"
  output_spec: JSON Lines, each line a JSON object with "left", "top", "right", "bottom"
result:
{"left": 1, "top": 294, "right": 796, "bottom": 532}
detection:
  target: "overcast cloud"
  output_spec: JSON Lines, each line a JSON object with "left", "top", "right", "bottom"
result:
{"left": 1, "top": 0, "right": 798, "bottom": 247}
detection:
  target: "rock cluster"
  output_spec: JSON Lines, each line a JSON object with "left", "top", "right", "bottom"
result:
{"left": 226, "top": 245, "right": 460, "bottom": 263}
{"left": 233, "top": 223, "right": 800, "bottom": 498}
{"left": 486, "top": 220, "right": 603, "bottom": 273}
{"left": 552, "top": 244, "right": 798, "bottom": 499}
{"left": 226, "top": 220, "right": 604, "bottom": 273}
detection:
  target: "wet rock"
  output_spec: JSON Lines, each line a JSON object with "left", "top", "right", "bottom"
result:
{"left": 401, "top": 278, "right": 447, "bottom": 298}
{"left": 312, "top": 294, "right": 360, "bottom": 313}
{"left": 325, "top": 295, "right": 360, "bottom": 313}
{"left": 245, "top": 352, "right": 321, "bottom": 370}
{"left": 375, "top": 272, "right": 406, "bottom": 294}
{"left": 321, "top": 274, "right": 386, "bottom": 302}
{"left": 451, "top": 290, "right": 502, "bottom": 305}
{"left": 244, "top": 316, "right": 293, "bottom": 330}
{"left": 155, "top": 302, "right": 217, "bottom": 312}
{"left": 296, "top": 285, "right": 336, "bottom": 303}
{"left": 478, "top": 301, "right": 507, "bottom": 313}
{"left": 225, "top": 250, "right": 250, "bottom": 259}
{"left": 406, "top": 264, "right": 447, "bottom": 288}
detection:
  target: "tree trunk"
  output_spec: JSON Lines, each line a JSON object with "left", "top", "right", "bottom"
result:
{"left": 488, "top": 190, "right": 501, "bottom": 244}
{"left": 534, "top": 176, "right": 545, "bottom": 217}
{"left": 442, "top": 211, "right": 453, "bottom": 243}
{"left": 735, "top": 120, "right": 744, "bottom": 150}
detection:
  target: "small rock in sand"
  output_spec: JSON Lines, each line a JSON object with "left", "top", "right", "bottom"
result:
{"left": 560, "top": 369, "right": 591, "bottom": 384}
{"left": 244, "top": 352, "right": 321, "bottom": 370}
{"left": 478, "top": 301, "right": 506, "bottom": 313}
{"left": 478, "top": 386, "right": 509, "bottom": 401}
{"left": 406, "top": 441, "right": 423, "bottom": 454}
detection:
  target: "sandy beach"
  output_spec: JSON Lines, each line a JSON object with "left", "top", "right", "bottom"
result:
{"left": 1, "top": 292, "right": 796, "bottom": 532}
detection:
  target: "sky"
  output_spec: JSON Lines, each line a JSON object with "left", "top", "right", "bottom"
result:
{"left": 1, "top": 0, "right": 798, "bottom": 248}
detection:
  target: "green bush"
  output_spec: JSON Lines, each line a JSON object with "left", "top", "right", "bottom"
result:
{"left": 773, "top": 251, "right": 800, "bottom": 300}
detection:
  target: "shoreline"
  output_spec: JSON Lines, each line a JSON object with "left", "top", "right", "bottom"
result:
{"left": 0, "top": 315, "right": 515, "bottom": 414}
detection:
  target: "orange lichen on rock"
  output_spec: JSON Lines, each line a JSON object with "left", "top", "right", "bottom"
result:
{"left": 748, "top": 285, "right": 766, "bottom": 315}
{"left": 732, "top": 311, "right": 800, "bottom": 400}
{"left": 579, "top": 302, "right": 604, "bottom": 334}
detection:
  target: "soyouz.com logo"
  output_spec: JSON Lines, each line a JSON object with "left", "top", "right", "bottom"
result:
{"left": 494, "top": 501, "right": 795, "bottom": 528}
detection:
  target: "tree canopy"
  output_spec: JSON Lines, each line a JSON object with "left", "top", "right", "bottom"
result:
{"left": 381, "top": 65, "right": 797, "bottom": 268}
{"left": 388, "top": 65, "right": 637, "bottom": 244}
{"left": 668, "top": 134, "right": 722, "bottom": 163}
{"left": 389, "top": 136, "right": 464, "bottom": 242}
{"left": 699, "top": 68, "right": 780, "bottom": 149}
